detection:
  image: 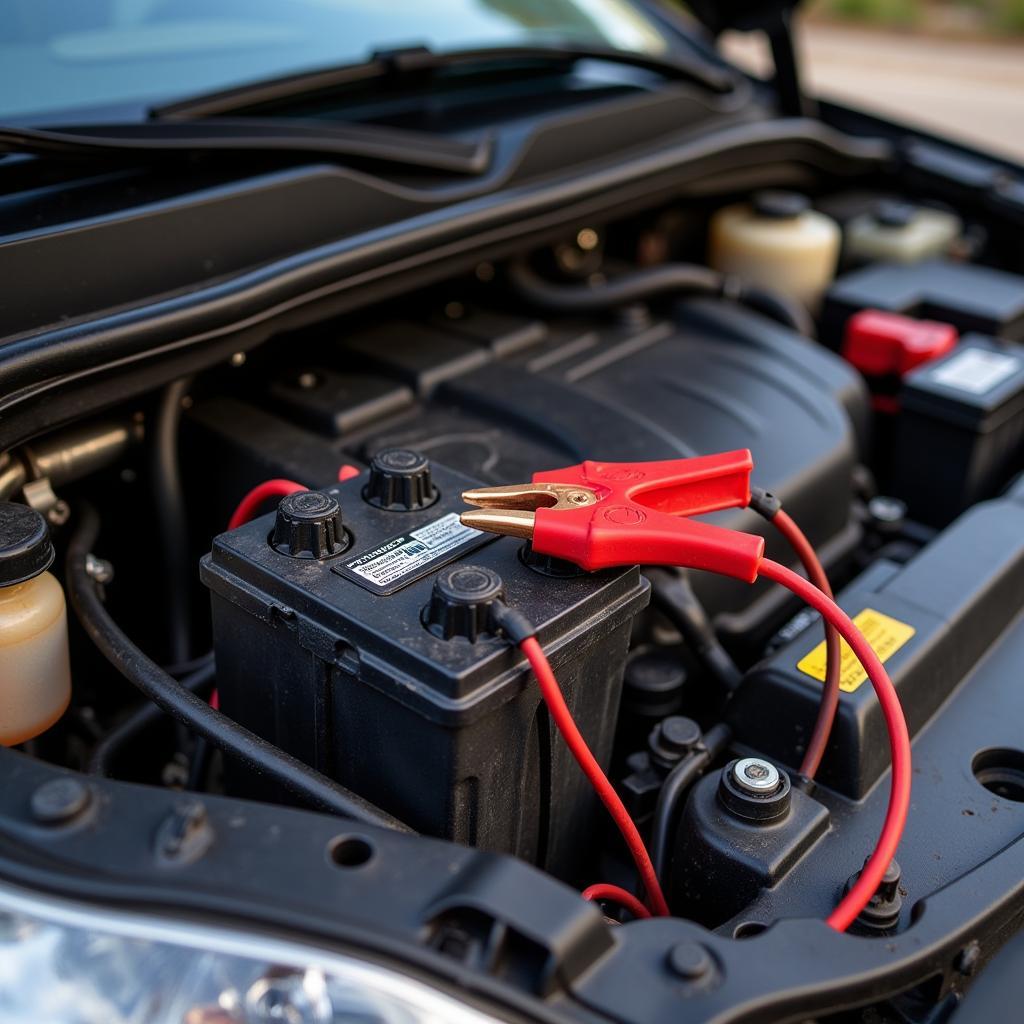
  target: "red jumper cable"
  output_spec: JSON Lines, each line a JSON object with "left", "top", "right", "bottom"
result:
{"left": 749, "top": 491, "right": 843, "bottom": 781}
{"left": 462, "top": 450, "right": 911, "bottom": 931}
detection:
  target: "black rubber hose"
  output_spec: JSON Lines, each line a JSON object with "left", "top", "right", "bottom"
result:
{"left": 87, "top": 658, "right": 216, "bottom": 776}
{"left": 67, "top": 504, "right": 411, "bottom": 831}
{"left": 507, "top": 259, "right": 814, "bottom": 337}
{"left": 151, "top": 377, "right": 193, "bottom": 666}
{"left": 508, "top": 258, "right": 721, "bottom": 313}
{"left": 650, "top": 722, "right": 732, "bottom": 880}
{"left": 647, "top": 569, "right": 743, "bottom": 694}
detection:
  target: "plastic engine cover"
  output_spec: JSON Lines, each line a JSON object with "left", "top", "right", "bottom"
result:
{"left": 186, "top": 297, "right": 867, "bottom": 649}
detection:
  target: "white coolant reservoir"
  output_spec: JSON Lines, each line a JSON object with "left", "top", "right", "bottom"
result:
{"left": 0, "top": 502, "right": 71, "bottom": 746}
{"left": 708, "top": 191, "right": 840, "bottom": 307}
{"left": 845, "top": 200, "right": 963, "bottom": 266}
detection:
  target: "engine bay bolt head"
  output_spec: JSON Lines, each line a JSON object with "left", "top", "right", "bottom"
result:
{"left": 31, "top": 777, "right": 92, "bottom": 825}
{"left": 85, "top": 553, "right": 114, "bottom": 585}
{"left": 155, "top": 799, "right": 214, "bottom": 866}
{"left": 955, "top": 941, "right": 982, "bottom": 977}
{"left": 719, "top": 758, "right": 792, "bottom": 823}
{"left": 733, "top": 757, "right": 781, "bottom": 794}
{"left": 868, "top": 495, "right": 907, "bottom": 525}
{"left": 667, "top": 941, "right": 713, "bottom": 981}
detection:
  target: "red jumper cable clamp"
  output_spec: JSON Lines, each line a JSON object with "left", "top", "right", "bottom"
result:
{"left": 461, "top": 449, "right": 764, "bottom": 580}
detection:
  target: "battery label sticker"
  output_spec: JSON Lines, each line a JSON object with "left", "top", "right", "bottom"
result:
{"left": 335, "top": 512, "right": 492, "bottom": 595}
{"left": 796, "top": 608, "right": 915, "bottom": 693}
{"left": 930, "top": 348, "right": 1021, "bottom": 395}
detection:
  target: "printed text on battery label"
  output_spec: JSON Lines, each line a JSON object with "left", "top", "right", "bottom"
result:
{"left": 346, "top": 514, "right": 480, "bottom": 588}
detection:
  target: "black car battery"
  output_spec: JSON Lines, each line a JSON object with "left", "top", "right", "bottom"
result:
{"left": 892, "top": 334, "right": 1024, "bottom": 525}
{"left": 200, "top": 450, "right": 649, "bottom": 879}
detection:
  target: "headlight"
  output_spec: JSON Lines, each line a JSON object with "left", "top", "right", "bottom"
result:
{"left": 0, "top": 882, "right": 501, "bottom": 1024}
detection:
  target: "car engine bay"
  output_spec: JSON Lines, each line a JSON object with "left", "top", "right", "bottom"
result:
{"left": 2, "top": 28, "right": 1024, "bottom": 1024}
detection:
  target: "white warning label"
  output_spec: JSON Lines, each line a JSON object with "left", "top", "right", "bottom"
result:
{"left": 930, "top": 348, "right": 1021, "bottom": 395}
{"left": 338, "top": 513, "right": 486, "bottom": 594}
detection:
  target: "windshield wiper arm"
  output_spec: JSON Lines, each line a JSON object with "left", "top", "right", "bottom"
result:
{"left": 151, "top": 43, "right": 738, "bottom": 122}
{"left": 0, "top": 118, "right": 491, "bottom": 175}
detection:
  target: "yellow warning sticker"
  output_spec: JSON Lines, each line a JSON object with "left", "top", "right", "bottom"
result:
{"left": 796, "top": 608, "right": 915, "bottom": 693}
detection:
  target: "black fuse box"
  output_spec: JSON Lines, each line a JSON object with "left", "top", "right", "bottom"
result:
{"left": 893, "top": 334, "right": 1024, "bottom": 525}
{"left": 200, "top": 455, "right": 649, "bottom": 878}
{"left": 727, "top": 489, "right": 1024, "bottom": 799}
{"left": 822, "top": 259, "right": 1024, "bottom": 347}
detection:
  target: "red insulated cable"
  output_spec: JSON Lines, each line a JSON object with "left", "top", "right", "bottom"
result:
{"left": 520, "top": 636, "right": 671, "bottom": 918}
{"left": 582, "top": 883, "right": 652, "bottom": 920}
{"left": 758, "top": 558, "right": 912, "bottom": 933}
{"left": 771, "top": 509, "right": 843, "bottom": 780}
{"left": 227, "top": 479, "right": 307, "bottom": 531}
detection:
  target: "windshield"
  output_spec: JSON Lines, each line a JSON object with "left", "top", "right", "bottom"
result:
{"left": 2, "top": 0, "right": 670, "bottom": 122}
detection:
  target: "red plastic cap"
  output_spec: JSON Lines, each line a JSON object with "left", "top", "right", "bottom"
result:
{"left": 842, "top": 309, "right": 957, "bottom": 377}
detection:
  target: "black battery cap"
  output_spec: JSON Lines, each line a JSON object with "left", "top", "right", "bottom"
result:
{"left": 271, "top": 491, "right": 346, "bottom": 559}
{"left": 0, "top": 502, "right": 55, "bottom": 588}
{"left": 423, "top": 564, "right": 505, "bottom": 641}
{"left": 364, "top": 448, "right": 438, "bottom": 511}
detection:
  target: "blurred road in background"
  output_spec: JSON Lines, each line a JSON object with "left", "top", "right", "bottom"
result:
{"left": 723, "top": 23, "right": 1024, "bottom": 161}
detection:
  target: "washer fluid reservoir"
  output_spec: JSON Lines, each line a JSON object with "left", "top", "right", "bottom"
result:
{"left": 0, "top": 502, "right": 71, "bottom": 746}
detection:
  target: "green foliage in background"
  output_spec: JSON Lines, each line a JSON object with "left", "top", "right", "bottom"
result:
{"left": 997, "top": 0, "right": 1024, "bottom": 30}
{"left": 816, "top": 0, "right": 1024, "bottom": 32}
{"left": 822, "top": 0, "right": 922, "bottom": 27}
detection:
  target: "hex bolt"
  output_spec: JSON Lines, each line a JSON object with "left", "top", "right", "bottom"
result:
{"left": 732, "top": 757, "right": 781, "bottom": 795}
{"left": 84, "top": 553, "right": 114, "bottom": 585}
{"left": 155, "top": 799, "right": 214, "bottom": 866}
{"left": 955, "top": 940, "right": 982, "bottom": 977}
{"left": 867, "top": 495, "right": 907, "bottom": 526}
{"left": 667, "top": 941, "right": 713, "bottom": 981}
{"left": 31, "top": 777, "right": 92, "bottom": 825}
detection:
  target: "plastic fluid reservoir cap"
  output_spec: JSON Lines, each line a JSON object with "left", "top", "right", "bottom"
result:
{"left": 752, "top": 190, "right": 811, "bottom": 220}
{"left": 873, "top": 200, "right": 918, "bottom": 229}
{"left": 0, "top": 502, "right": 55, "bottom": 587}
